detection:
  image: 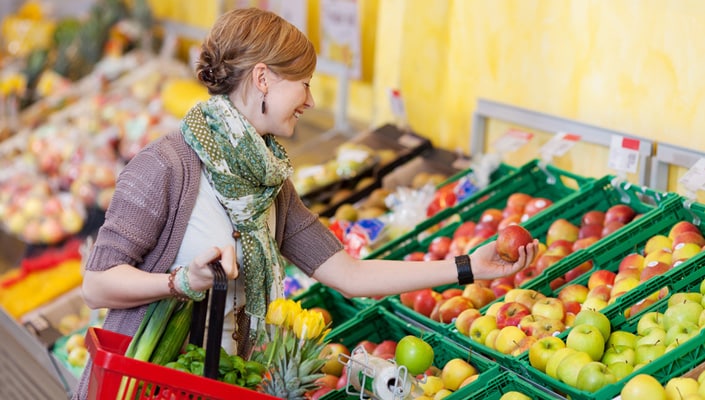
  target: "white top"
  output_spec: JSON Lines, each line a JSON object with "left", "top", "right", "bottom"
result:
{"left": 171, "top": 168, "right": 276, "bottom": 355}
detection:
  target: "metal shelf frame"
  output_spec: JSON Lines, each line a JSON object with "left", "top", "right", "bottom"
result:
{"left": 470, "top": 98, "right": 654, "bottom": 186}
{"left": 649, "top": 142, "right": 705, "bottom": 192}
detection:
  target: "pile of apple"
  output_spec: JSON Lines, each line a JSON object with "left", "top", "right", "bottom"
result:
{"left": 528, "top": 283, "right": 705, "bottom": 394}
{"left": 620, "top": 371, "right": 705, "bottom": 400}
{"left": 315, "top": 336, "right": 483, "bottom": 399}
{"left": 553, "top": 219, "right": 705, "bottom": 316}
{"left": 456, "top": 288, "right": 572, "bottom": 357}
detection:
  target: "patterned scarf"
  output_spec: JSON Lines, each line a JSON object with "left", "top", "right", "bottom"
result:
{"left": 181, "top": 94, "right": 293, "bottom": 339}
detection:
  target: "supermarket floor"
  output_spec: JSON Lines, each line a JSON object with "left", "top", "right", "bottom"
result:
{"left": 0, "top": 109, "right": 365, "bottom": 274}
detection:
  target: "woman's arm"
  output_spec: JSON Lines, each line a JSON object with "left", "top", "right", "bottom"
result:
{"left": 311, "top": 240, "right": 538, "bottom": 298}
{"left": 82, "top": 246, "right": 238, "bottom": 309}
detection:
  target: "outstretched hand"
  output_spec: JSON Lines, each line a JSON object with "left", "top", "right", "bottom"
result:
{"left": 470, "top": 239, "right": 540, "bottom": 281}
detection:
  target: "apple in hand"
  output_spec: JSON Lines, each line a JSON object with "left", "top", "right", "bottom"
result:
{"left": 496, "top": 225, "right": 533, "bottom": 262}
{"left": 529, "top": 335, "right": 566, "bottom": 372}
{"left": 576, "top": 361, "right": 617, "bottom": 392}
{"left": 566, "top": 324, "right": 605, "bottom": 361}
{"left": 495, "top": 302, "right": 532, "bottom": 329}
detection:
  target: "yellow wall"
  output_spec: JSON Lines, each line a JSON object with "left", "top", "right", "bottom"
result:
{"left": 149, "top": 0, "right": 705, "bottom": 184}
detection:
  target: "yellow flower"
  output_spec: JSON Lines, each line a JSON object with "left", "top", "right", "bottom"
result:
{"left": 293, "top": 309, "right": 326, "bottom": 340}
{"left": 265, "top": 298, "right": 302, "bottom": 328}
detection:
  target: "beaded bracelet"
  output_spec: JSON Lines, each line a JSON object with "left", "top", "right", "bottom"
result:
{"left": 168, "top": 268, "right": 190, "bottom": 302}
{"left": 176, "top": 265, "right": 206, "bottom": 301}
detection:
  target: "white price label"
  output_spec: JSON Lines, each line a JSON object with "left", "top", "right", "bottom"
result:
{"left": 540, "top": 132, "right": 581, "bottom": 160}
{"left": 398, "top": 133, "right": 424, "bottom": 149}
{"left": 678, "top": 158, "right": 705, "bottom": 194}
{"left": 388, "top": 88, "right": 407, "bottom": 122}
{"left": 607, "top": 135, "right": 640, "bottom": 174}
{"left": 492, "top": 129, "right": 534, "bottom": 154}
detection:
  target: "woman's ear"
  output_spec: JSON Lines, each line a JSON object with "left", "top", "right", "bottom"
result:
{"left": 252, "top": 63, "right": 268, "bottom": 93}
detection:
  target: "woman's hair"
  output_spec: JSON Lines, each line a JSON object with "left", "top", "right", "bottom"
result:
{"left": 197, "top": 7, "right": 317, "bottom": 95}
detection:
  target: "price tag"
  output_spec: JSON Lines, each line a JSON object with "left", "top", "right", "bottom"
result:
{"left": 678, "top": 158, "right": 705, "bottom": 194}
{"left": 492, "top": 129, "right": 534, "bottom": 154}
{"left": 607, "top": 135, "right": 640, "bottom": 174}
{"left": 398, "top": 132, "right": 424, "bottom": 149}
{"left": 540, "top": 132, "right": 581, "bottom": 160}
{"left": 388, "top": 88, "right": 407, "bottom": 122}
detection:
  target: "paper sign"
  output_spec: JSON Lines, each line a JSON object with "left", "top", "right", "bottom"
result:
{"left": 492, "top": 129, "right": 534, "bottom": 154}
{"left": 540, "top": 132, "right": 581, "bottom": 160}
{"left": 320, "top": 0, "right": 361, "bottom": 78}
{"left": 679, "top": 158, "right": 705, "bottom": 194}
{"left": 607, "top": 135, "right": 640, "bottom": 174}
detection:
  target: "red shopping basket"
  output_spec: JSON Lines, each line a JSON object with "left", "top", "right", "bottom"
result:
{"left": 84, "top": 261, "right": 279, "bottom": 400}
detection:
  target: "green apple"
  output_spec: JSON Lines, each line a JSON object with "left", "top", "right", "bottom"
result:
{"left": 634, "top": 343, "right": 666, "bottom": 365}
{"left": 636, "top": 311, "right": 665, "bottom": 335}
{"left": 556, "top": 350, "right": 593, "bottom": 387}
{"left": 576, "top": 361, "right": 617, "bottom": 392}
{"left": 566, "top": 324, "right": 605, "bottom": 361}
{"left": 698, "top": 309, "right": 705, "bottom": 327}
{"left": 546, "top": 347, "right": 577, "bottom": 379}
{"left": 529, "top": 335, "right": 566, "bottom": 373}
{"left": 664, "top": 301, "right": 704, "bottom": 330}
{"left": 67, "top": 346, "right": 89, "bottom": 367}
{"left": 608, "top": 361, "right": 635, "bottom": 381}
{"left": 665, "top": 322, "right": 699, "bottom": 346}
{"left": 601, "top": 345, "right": 635, "bottom": 366}
{"left": 668, "top": 292, "right": 703, "bottom": 307}
{"left": 665, "top": 377, "right": 699, "bottom": 399}
{"left": 636, "top": 326, "right": 666, "bottom": 347}
{"left": 700, "top": 278, "right": 705, "bottom": 296}
{"left": 606, "top": 331, "right": 638, "bottom": 349}
{"left": 621, "top": 374, "right": 667, "bottom": 400}
{"left": 574, "top": 309, "right": 611, "bottom": 341}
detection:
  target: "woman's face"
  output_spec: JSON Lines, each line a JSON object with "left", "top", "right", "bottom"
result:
{"left": 263, "top": 73, "right": 315, "bottom": 138}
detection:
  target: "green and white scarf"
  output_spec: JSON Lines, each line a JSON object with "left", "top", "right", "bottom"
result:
{"left": 181, "top": 94, "right": 293, "bottom": 338}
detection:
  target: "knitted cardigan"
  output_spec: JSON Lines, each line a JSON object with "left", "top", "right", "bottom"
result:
{"left": 72, "top": 132, "right": 343, "bottom": 399}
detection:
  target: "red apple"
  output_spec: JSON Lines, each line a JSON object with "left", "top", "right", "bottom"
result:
{"left": 506, "top": 192, "right": 533, "bottom": 212}
{"left": 423, "top": 252, "right": 444, "bottom": 261}
{"left": 572, "top": 236, "right": 599, "bottom": 251}
{"left": 619, "top": 253, "right": 645, "bottom": 272}
{"left": 453, "top": 221, "right": 477, "bottom": 239}
{"left": 546, "top": 219, "right": 580, "bottom": 245}
{"left": 320, "top": 343, "right": 351, "bottom": 376}
{"left": 497, "top": 214, "right": 522, "bottom": 231}
{"left": 601, "top": 220, "right": 625, "bottom": 237}
{"left": 587, "top": 270, "right": 617, "bottom": 290}
{"left": 496, "top": 225, "right": 534, "bottom": 262}
{"left": 413, "top": 289, "right": 442, "bottom": 317}
{"left": 581, "top": 210, "right": 606, "bottom": 226}
{"left": 522, "top": 198, "right": 554, "bottom": 219}
{"left": 579, "top": 223, "right": 604, "bottom": 240}
{"left": 550, "top": 276, "right": 566, "bottom": 291}
{"left": 546, "top": 239, "right": 574, "bottom": 257}
{"left": 586, "top": 284, "right": 612, "bottom": 302}
{"left": 448, "top": 236, "right": 471, "bottom": 256}
{"left": 668, "top": 220, "right": 701, "bottom": 241}
{"left": 316, "top": 374, "right": 340, "bottom": 389}
{"left": 461, "top": 283, "right": 496, "bottom": 309}
{"left": 563, "top": 300, "right": 582, "bottom": 315}
{"left": 355, "top": 340, "right": 378, "bottom": 354}
{"left": 513, "top": 266, "right": 540, "bottom": 287}
{"left": 455, "top": 308, "right": 482, "bottom": 336}
{"left": 534, "top": 254, "right": 564, "bottom": 273}
{"left": 532, "top": 297, "right": 566, "bottom": 322}
{"left": 400, "top": 290, "right": 422, "bottom": 308}
{"left": 672, "top": 231, "right": 705, "bottom": 248}
{"left": 495, "top": 301, "right": 532, "bottom": 329}
{"left": 438, "top": 296, "right": 475, "bottom": 323}
{"left": 558, "top": 284, "right": 590, "bottom": 304}
{"left": 372, "top": 340, "right": 397, "bottom": 357}
{"left": 441, "top": 288, "right": 464, "bottom": 299}
{"left": 564, "top": 261, "right": 593, "bottom": 282}
{"left": 428, "top": 236, "right": 452, "bottom": 258}
{"left": 479, "top": 208, "right": 504, "bottom": 225}
{"left": 604, "top": 204, "right": 636, "bottom": 224}
{"left": 639, "top": 260, "right": 670, "bottom": 281}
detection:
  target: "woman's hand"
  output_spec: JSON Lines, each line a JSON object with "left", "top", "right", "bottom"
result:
{"left": 470, "top": 239, "right": 539, "bottom": 280}
{"left": 187, "top": 245, "right": 239, "bottom": 292}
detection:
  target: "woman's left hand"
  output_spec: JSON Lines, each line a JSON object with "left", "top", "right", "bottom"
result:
{"left": 470, "top": 239, "right": 540, "bottom": 280}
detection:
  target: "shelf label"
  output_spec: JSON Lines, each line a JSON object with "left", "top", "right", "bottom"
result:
{"left": 607, "top": 135, "right": 640, "bottom": 174}
{"left": 540, "top": 132, "right": 581, "bottom": 160}
{"left": 388, "top": 89, "right": 407, "bottom": 123}
{"left": 492, "top": 129, "right": 533, "bottom": 154}
{"left": 679, "top": 158, "right": 705, "bottom": 195}
{"left": 398, "top": 132, "right": 424, "bottom": 149}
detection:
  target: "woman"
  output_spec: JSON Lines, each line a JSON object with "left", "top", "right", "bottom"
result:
{"left": 73, "top": 7, "right": 537, "bottom": 399}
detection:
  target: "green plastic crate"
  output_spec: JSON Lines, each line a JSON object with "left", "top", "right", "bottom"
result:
{"left": 367, "top": 159, "right": 592, "bottom": 262}
{"left": 524, "top": 195, "right": 704, "bottom": 325}
{"left": 463, "top": 369, "right": 565, "bottom": 399}
{"left": 321, "top": 301, "right": 502, "bottom": 400}
{"left": 517, "top": 259, "right": 705, "bottom": 400}
{"left": 290, "top": 282, "right": 371, "bottom": 329}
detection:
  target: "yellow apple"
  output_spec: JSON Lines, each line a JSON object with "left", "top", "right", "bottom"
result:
{"left": 644, "top": 234, "right": 673, "bottom": 255}
{"left": 665, "top": 377, "right": 699, "bottom": 400}
{"left": 621, "top": 374, "right": 666, "bottom": 400}
{"left": 546, "top": 347, "right": 577, "bottom": 379}
{"left": 440, "top": 358, "right": 476, "bottom": 391}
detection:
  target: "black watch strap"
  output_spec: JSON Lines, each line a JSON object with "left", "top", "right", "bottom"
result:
{"left": 455, "top": 255, "right": 474, "bottom": 285}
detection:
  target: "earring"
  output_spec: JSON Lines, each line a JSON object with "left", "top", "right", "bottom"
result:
{"left": 261, "top": 99, "right": 266, "bottom": 114}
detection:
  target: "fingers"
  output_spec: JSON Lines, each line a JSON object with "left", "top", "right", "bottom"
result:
{"left": 220, "top": 244, "right": 239, "bottom": 280}
{"left": 192, "top": 247, "right": 222, "bottom": 268}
